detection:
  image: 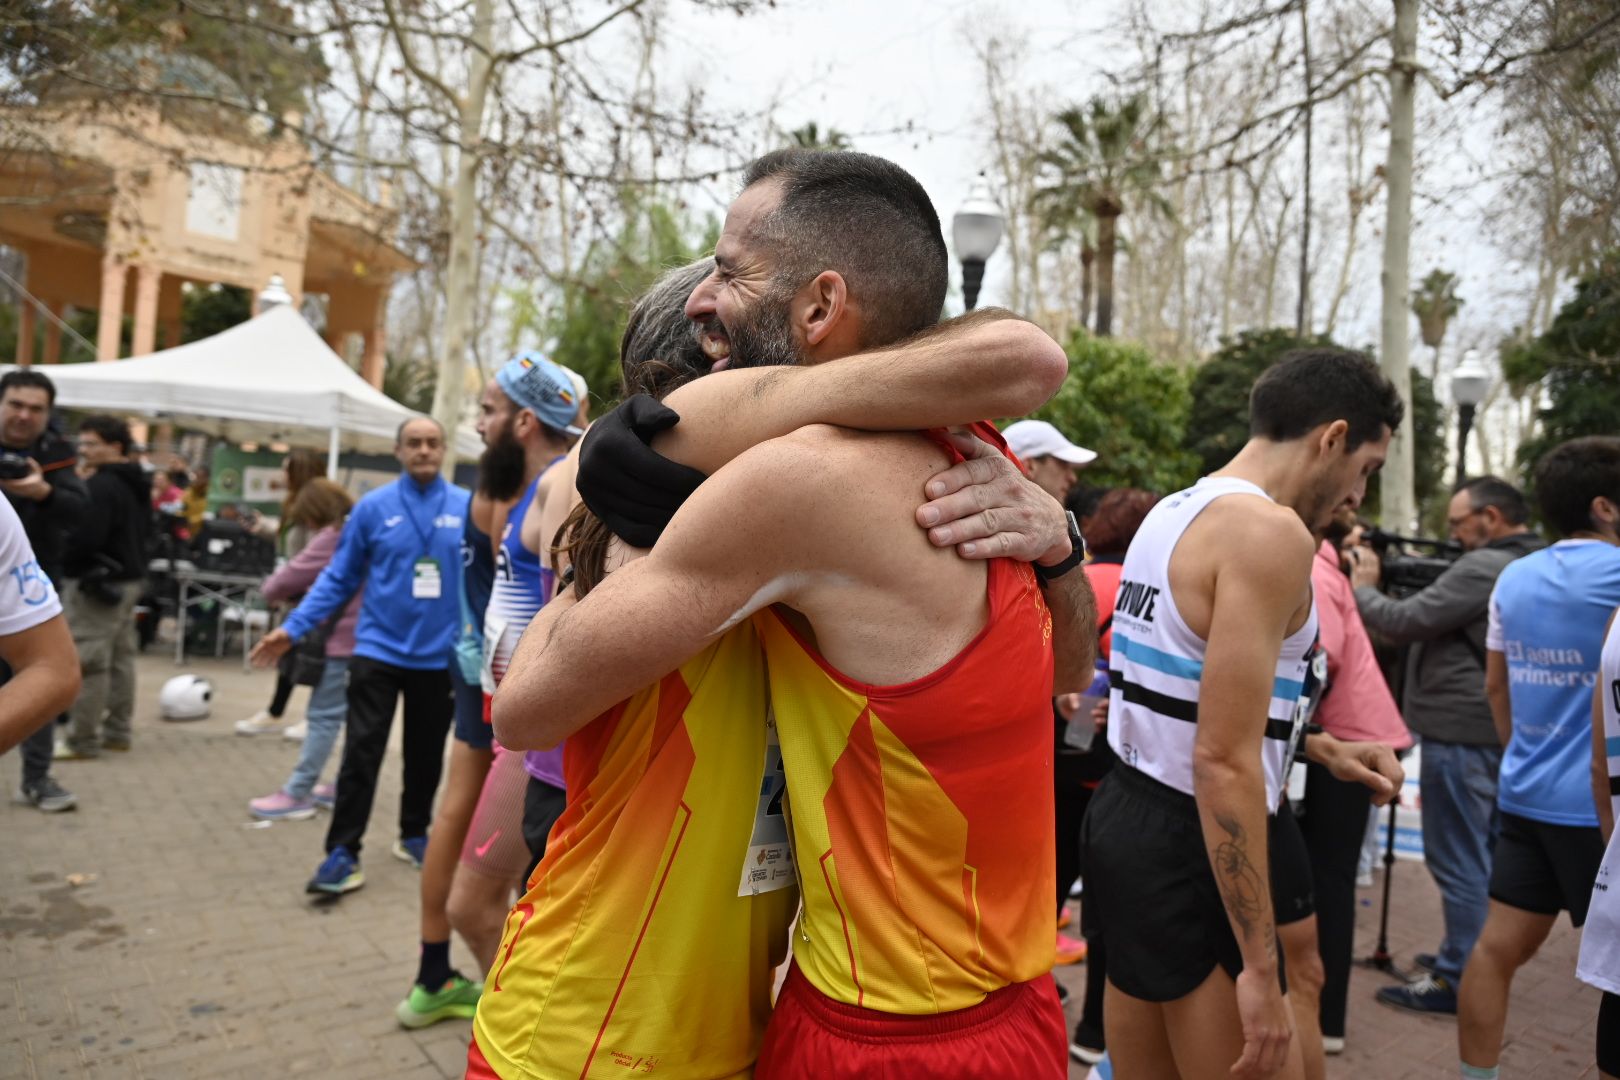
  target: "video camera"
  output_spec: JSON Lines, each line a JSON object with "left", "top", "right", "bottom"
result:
{"left": 0, "top": 451, "right": 34, "bottom": 480}
{"left": 1366, "top": 527, "right": 1462, "bottom": 598}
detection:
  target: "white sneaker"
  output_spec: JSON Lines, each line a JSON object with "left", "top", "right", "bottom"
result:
{"left": 1322, "top": 1036, "right": 1345, "bottom": 1055}
{"left": 282, "top": 719, "right": 308, "bottom": 741}
{"left": 235, "top": 710, "right": 285, "bottom": 736}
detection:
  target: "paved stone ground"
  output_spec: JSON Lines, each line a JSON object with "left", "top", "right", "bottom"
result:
{"left": 1, "top": 652, "right": 1605, "bottom": 1079}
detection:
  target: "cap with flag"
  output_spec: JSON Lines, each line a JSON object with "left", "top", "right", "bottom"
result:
{"left": 496, "top": 351, "right": 586, "bottom": 437}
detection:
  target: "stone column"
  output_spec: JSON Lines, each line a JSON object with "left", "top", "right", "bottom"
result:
{"left": 162, "top": 319, "right": 184, "bottom": 350}
{"left": 96, "top": 255, "right": 127, "bottom": 361}
{"left": 131, "top": 264, "right": 161, "bottom": 356}
{"left": 13, "top": 301, "right": 34, "bottom": 366}
{"left": 361, "top": 326, "right": 387, "bottom": 388}
{"left": 41, "top": 301, "right": 62, "bottom": 364}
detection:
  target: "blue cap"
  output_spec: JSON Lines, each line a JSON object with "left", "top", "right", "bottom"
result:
{"left": 495, "top": 351, "right": 585, "bottom": 437}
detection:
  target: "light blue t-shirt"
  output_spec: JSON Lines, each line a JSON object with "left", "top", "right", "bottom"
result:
{"left": 1487, "top": 540, "right": 1620, "bottom": 827}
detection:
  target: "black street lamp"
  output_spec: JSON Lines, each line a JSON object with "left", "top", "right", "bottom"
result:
{"left": 952, "top": 180, "right": 1004, "bottom": 311}
{"left": 1450, "top": 349, "right": 1490, "bottom": 489}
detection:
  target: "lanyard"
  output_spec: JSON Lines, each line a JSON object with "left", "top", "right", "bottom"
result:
{"left": 401, "top": 479, "right": 450, "bottom": 553}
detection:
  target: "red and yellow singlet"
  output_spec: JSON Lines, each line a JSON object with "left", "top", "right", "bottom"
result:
{"left": 758, "top": 504, "right": 1058, "bottom": 1013}
{"left": 470, "top": 621, "right": 797, "bottom": 1079}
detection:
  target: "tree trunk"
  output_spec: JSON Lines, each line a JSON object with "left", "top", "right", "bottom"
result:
{"left": 1079, "top": 244, "right": 1095, "bottom": 332}
{"left": 430, "top": 0, "right": 495, "bottom": 462}
{"left": 1296, "top": 0, "right": 1313, "bottom": 338}
{"left": 1095, "top": 212, "right": 1118, "bottom": 337}
{"left": 1379, "top": 0, "right": 1419, "bottom": 530}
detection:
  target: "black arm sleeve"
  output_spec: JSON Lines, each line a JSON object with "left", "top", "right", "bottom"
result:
{"left": 576, "top": 395, "right": 707, "bottom": 549}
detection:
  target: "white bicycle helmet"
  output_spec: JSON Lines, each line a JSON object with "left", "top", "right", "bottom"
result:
{"left": 159, "top": 674, "right": 213, "bottom": 721}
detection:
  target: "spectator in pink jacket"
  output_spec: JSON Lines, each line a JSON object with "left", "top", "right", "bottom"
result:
{"left": 249, "top": 479, "right": 364, "bottom": 820}
{"left": 1304, "top": 509, "right": 1413, "bottom": 1052}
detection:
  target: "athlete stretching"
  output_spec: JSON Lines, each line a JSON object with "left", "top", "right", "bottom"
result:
{"left": 1081, "top": 349, "right": 1406, "bottom": 1080}
{"left": 487, "top": 150, "right": 1094, "bottom": 1078}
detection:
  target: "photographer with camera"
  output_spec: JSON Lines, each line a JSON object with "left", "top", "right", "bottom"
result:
{"left": 57, "top": 415, "right": 150, "bottom": 760}
{"left": 0, "top": 370, "right": 87, "bottom": 810}
{"left": 1346, "top": 476, "right": 1543, "bottom": 1015}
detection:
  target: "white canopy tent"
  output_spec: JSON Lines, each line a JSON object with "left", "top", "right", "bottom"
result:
{"left": 17, "top": 306, "right": 480, "bottom": 466}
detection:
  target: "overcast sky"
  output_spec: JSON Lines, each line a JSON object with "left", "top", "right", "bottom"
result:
{"left": 649, "top": 0, "right": 1540, "bottom": 404}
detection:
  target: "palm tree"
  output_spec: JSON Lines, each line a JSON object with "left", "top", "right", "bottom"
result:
{"left": 1411, "top": 268, "right": 1464, "bottom": 379}
{"left": 781, "top": 121, "right": 851, "bottom": 151}
{"left": 1034, "top": 94, "right": 1168, "bottom": 337}
{"left": 1032, "top": 191, "right": 1097, "bottom": 332}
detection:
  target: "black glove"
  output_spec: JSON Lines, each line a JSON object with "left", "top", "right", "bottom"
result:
{"left": 576, "top": 395, "right": 707, "bottom": 549}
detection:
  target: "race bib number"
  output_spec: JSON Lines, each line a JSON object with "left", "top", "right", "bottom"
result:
{"left": 737, "top": 709, "right": 796, "bottom": 897}
{"left": 412, "top": 557, "right": 442, "bottom": 600}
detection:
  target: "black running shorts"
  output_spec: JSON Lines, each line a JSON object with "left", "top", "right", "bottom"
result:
{"left": 1488, "top": 811, "right": 1604, "bottom": 925}
{"left": 519, "top": 776, "right": 568, "bottom": 885}
{"left": 1270, "top": 797, "right": 1316, "bottom": 927}
{"left": 1081, "top": 765, "right": 1288, "bottom": 1002}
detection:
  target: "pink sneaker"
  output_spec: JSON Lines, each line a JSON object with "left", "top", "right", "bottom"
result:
{"left": 1055, "top": 931, "right": 1088, "bottom": 966}
{"left": 249, "top": 790, "right": 317, "bottom": 821}
{"left": 312, "top": 783, "right": 336, "bottom": 811}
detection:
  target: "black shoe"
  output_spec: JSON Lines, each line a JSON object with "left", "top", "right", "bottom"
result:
{"left": 1070, "top": 1022, "right": 1106, "bottom": 1065}
{"left": 1412, "top": 951, "right": 1439, "bottom": 974}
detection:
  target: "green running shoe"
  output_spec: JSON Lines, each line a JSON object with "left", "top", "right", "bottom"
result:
{"left": 395, "top": 973, "right": 483, "bottom": 1029}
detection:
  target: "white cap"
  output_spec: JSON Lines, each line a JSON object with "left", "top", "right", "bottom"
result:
{"left": 1002, "top": 420, "right": 1097, "bottom": 467}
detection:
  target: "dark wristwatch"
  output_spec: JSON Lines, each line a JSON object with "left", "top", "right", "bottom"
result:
{"left": 1033, "top": 511, "right": 1087, "bottom": 589}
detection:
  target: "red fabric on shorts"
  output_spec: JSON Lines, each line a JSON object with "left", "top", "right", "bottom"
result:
{"left": 755, "top": 964, "right": 1066, "bottom": 1080}
{"left": 464, "top": 1032, "right": 499, "bottom": 1080}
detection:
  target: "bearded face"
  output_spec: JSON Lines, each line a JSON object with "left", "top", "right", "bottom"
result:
{"left": 478, "top": 412, "right": 527, "bottom": 502}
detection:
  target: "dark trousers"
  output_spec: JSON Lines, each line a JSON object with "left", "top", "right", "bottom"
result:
{"left": 267, "top": 670, "right": 296, "bottom": 718}
{"left": 323, "top": 657, "right": 452, "bottom": 858}
{"left": 6, "top": 652, "right": 58, "bottom": 786}
{"left": 1298, "top": 760, "right": 1371, "bottom": 1039}
{"left": 1055, "top": 751, "right": 1092, "bottom": 913}
{"left": 1055, "top": 751, "right": 1108, "bottom": 1043}
{"left": 19, "top": 713, "right": 57, "bottom": 786}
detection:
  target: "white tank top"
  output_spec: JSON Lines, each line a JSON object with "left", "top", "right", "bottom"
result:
{"left": 1577, "top": 611, "right": 1620, "bottom": 995}
{"left": 1105, "top": 476, "right": 1320, "bottom": 811}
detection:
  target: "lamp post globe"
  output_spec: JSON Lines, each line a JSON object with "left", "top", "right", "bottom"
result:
{"left": 256, "top": 274, "right": 293, "bottom": 315}
{"left": 1450, "top": 349, "right": 1490, "bottom": 487}
{"left": 953, "top": 179, "right": 1004, "bottom": 312}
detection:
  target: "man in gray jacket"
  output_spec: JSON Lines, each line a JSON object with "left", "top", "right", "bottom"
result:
{"left": 1347, "top": 476, "right": 1544, "bottom": 1015}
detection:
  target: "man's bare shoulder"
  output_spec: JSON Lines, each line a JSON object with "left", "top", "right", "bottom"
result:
{"left": 1194, "top": 493, "right": 1315, "bottom": 574}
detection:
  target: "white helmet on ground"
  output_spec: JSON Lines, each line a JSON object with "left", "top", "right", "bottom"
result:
{"left": 160, "top": 674, "right": 213, "bottom": 721}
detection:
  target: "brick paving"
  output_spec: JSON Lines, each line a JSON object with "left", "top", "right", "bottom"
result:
{"left": 1, "top": 652, "right": 1605, "bottom": 1079}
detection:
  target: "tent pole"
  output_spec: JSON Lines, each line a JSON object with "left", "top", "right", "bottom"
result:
{"left": 326, "top": 427, "right": 339, "bottom": 480}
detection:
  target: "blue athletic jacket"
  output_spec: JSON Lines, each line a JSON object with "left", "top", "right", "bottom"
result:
{"left": 281, "top": 474, "right": 471, "bottom": 671}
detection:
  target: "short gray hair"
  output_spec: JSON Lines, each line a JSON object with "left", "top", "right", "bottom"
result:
{"left": 742, "top": 149, "right": 947, "bottom": 349}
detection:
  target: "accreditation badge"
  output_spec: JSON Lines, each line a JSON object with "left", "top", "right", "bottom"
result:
{"left": 412, "top": 557, "right": 443, "bottom": 600}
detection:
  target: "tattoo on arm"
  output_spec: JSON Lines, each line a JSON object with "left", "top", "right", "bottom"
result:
{"left": 1212, "top": 811, "right": 1275, "bottom": 958}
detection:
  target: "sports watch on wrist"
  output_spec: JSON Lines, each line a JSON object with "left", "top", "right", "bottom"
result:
{"left": 1033, "top": 511, "right": 1087, "bottom": 589}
